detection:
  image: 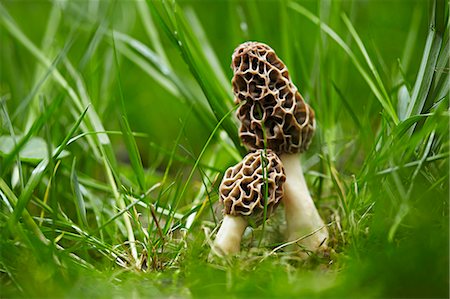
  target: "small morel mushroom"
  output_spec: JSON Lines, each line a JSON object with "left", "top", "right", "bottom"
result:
{"left": 213, "top": 149, "right": 286, "bottom": 255}
{"left": 231, "top": 41, "right": 329, "bottom": 256}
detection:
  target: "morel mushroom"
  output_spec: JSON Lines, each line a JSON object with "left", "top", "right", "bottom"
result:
{"left": 213, "top": 149, "right": 286, "bottom": 255}
{"left": 231, "top": 42, "right": 328, "bottom": 256}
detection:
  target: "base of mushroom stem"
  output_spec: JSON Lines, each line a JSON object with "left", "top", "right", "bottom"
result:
{"left": 286, "top": 226, "right": 329, "bottom": 258}
{"left": 212, "top": 215, "right": 248, "bottom": 256}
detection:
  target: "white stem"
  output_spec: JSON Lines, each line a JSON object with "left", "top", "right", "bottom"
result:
{"left": 280, "top": 153, "right": 329, "bottom": 256}
{"left": 213, "top": 215, "right": 248, "bottom": 255}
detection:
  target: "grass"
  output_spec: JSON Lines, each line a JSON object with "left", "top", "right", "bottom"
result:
{"left": 0, "top": 0, "right": 449, "bottom": 298}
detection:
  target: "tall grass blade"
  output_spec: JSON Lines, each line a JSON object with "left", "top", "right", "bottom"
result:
{"left": 184, "top": 7, "right": 230, "bottom": 93}
{"left": 149, "top": 1, "right": 244, "bottom": 153}
{"left": 112, "top": 34, "right": 147, "bottom": 193}
{"left": 400, "top": 4, "right": 423, "bottom": 73}
{"left": 288, "top": 2, "right": 399, "bottom": 124}
{"left": 11, "top": 105, "right": 89, "bottom": 224}
{"left": 0, "top": 5, "right": 102, "bottom": 159}
{"left": 405, "top": 29, "right": 442, "bottom": 118}
{"left": 341, "top": 13, "right": 397, "bottom": 122}
{"left": 71, "top": 158, "right": 88, "bottom": 228}
{"left": 12, "top": 40, "right": 73, "bottom": 122}
{"left": 1, "top": 99, "right": 24, "bottom": 189}
{"left": 405, "top": 0, "right": 447, "bottom": 121}
{"left": 136, "top": 1, "right": 170, "bottom": 66}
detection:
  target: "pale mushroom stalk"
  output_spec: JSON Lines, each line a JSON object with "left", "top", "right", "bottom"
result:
{"left": 280, "top": 153, "right": 328, "bottom": 253}
{"left": 213, "top": 215, "right": 248, "bottom": 255}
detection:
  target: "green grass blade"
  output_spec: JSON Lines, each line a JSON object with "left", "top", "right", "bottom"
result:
{"left": 112, "top": 34, "right": 147, "bottom": 193}
{"left": 119, "top": 115, "right": 147, "bottom": 192}
{"left": 331, "top": 82, "right": 362, "bottom": 129}
{"left": 136, "top": 0, "right": 170, "bottom": 66}
{"left": 423, "top": 35, "right": 449, "bottom": 119}
{"left": 184, "top": 7, "right": 231, "bottom": 93}
{"left": 341, "top": 13, "right": 396, "bottom": 122}
{"left": 400, "top": 4, "right": 423, "bottom": 73}
{"left": 1, "top": 95, "right": 63, "bottom": 175}
{"left": 112, "top": 31, "right": 216, "bottom": 130}
{"left": 289, "top": 1, "right": 399, "bottom": 124}
{"left": 149, "top": 1, "right": 244, "bottom": 153}
{"left": 405, "top": 1, "right": 445, "bottom": 120}
{"left": 70, "top": 157, "right": 88, "bottom": 228}
{"left": 0, "top": 178, "right": 47, "bottom": 241}
{"left": 0, "top": 99, "right": 24, "bottom": 189}
{"left": 61, "top": 59, "right": 139, "bottom": 265}
{"left": 405, "top": 33, "right": 442, "bottom": 118}
{"left": 12, "top": 39, "right": 73, "bottom": 122}
{"left": 166, "top": 104, "right": 239, "bottom": 231}
{"left": 112, "top": 33, "right": 181, "bottom": 97}
{"left": 11, "top": 105, "right": 89, "bottom": 224}
{"left": 0, "top": 5, "right": 102, "bottom": 160}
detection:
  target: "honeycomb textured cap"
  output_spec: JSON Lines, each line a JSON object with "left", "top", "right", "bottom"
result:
{"left": 219, "top": 149, "right": 286, "bottom": 224}
{"left": 231, "top": 41, "right": 315, "bottom": 154}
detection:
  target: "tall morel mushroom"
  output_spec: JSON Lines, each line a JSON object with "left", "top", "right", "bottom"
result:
{"left": 213, "top": 149, "right": 286, "bottom": 255}
{"left": 231, "top": 41, "right": 329, "bottom": 256}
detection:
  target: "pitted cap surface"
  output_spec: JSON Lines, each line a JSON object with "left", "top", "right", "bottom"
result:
{"left": 231, "top": 41, "right": 315, "bottom": 154}
{"left": 219, "top": 149, "right": 286, "bottom": 224}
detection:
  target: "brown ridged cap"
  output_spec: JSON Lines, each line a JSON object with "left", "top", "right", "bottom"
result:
{"left": 219, "top": 149, "right": 286, "bottom": 225}
{"left": 231, "top": 41, "right": 315, "bottom": 154}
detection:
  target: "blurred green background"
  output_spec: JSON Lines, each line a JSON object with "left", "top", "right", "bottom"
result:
{"left": 0, "top": 0, "right": 448, "bottom": 298}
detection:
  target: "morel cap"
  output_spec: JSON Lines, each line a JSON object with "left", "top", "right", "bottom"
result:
{"left": 219, "top": 149, "right": 286, "bottom": 225}
{"left": 231, "top": 41, "right": 315, "bottom": 154}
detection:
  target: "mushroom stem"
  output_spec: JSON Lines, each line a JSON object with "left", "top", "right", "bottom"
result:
{"left": 213, "top": 215, "right": 248, "bottom": 255}
{"left": 280, "top": 153, "right": 328, "bottom": 255}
